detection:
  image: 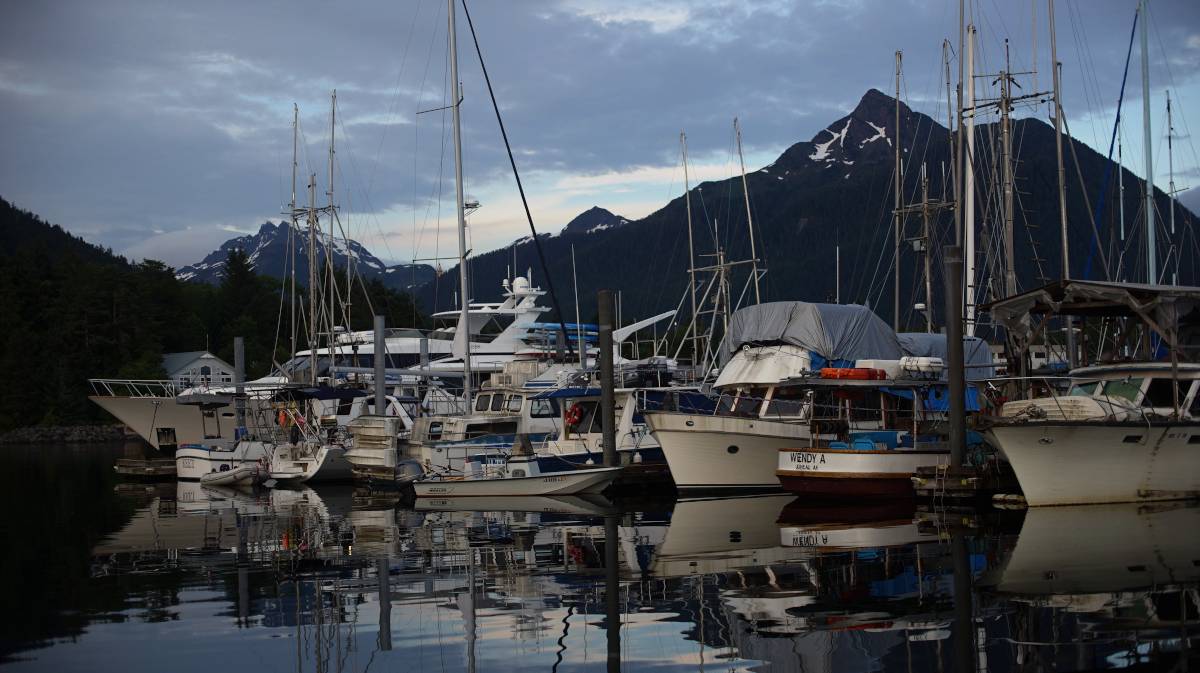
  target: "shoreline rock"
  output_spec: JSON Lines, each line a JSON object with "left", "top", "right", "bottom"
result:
{"left": 0, "top": 424, "right": 126, "bottom": 445}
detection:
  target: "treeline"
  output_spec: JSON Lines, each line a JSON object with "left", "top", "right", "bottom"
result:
{"left": 0, "top": 198, "right": 426, "bottom": 431}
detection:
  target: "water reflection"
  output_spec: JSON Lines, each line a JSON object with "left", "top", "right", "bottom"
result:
{"left": 1, "top": 445, "right": 1197, "bottom": 671}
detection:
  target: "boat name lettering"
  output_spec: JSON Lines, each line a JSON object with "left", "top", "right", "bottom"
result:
{"left": 788, "top": 452, "right": 825, "bottom": 471}
{"left": 181, "top": 458, "right": 194, "bottom": 469}
{"left": 543, "top": 476, "right": 565, "bottom": 483}
{"left": 791, "top": 533, "right": 830, "bottom": 547}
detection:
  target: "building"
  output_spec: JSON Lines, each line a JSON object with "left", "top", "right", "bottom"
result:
{"left": 162, "top": 351, "right": 236, "bottom": 388}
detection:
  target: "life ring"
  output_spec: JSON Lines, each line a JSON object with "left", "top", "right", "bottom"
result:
{"left": 564, "top": 403, "right": 584, "bottom": 427}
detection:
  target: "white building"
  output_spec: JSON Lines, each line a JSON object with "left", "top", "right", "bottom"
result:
{"left": 162, "top": 351, "right": 236, "bottom": 388}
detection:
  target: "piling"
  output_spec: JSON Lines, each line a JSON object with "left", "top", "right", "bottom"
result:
{"left": 374, "top": 315, "right": 386, "bottom": 415}
{"left": 234, "top": 337, "right": 246, "bottom": 431}
{"left": 598, "top": 289, "right": 617, "bottom": 467}
{"left": 943, "top": 245, "right": 966, "bottom": 468}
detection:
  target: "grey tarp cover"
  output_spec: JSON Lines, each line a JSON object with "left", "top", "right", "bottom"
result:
{"left": 722, "top": 302, "right": 903, "bottom": 365}
{"left": 897, "top": 333, "right": 995, "bottom": 381}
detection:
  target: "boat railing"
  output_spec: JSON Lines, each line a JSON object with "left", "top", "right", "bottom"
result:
{"left": 981, "top": 375, "right": 1152, "bottom": 422}
{"left": 89, "top": 378, "right": 180, "bottom": 398}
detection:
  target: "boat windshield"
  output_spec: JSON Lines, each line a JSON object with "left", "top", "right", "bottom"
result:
{"left": 1099, "top": 378, "right": 1143, "bottom": 403}
{"left": 1068, "top": 381, "right": 1099, "bottom": 397}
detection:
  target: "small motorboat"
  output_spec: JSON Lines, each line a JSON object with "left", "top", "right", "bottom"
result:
{"left": 413, "top": 450, "right": 621, "bottom": 498}
{"left": 199, "top": 463, "right": 260, "bottom": 487}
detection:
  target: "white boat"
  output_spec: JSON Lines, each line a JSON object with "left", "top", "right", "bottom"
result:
{"left": 267, "top": 442, "right": 353, "bottom": 483}
{"left": 989, "top": 362, "right": 1200, "bottom": 506}
{"left": 175, "top": 440, "right": 271, "bottom": 481}
{"left": 412, "top": 494, "right": 615, "bottom": 516}
{"left": 413, "top": 453, "right": 620, "bottom": 498}
{"left": 985, "top": 281, "right": 1200, "bottom": 506}
{"left": 199, "top": 464, "right": 260, "bottom": 487}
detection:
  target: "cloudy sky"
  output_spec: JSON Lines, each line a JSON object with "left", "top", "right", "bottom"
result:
{"left": 2, "top": 0, "right": 1198, "bottom": 267}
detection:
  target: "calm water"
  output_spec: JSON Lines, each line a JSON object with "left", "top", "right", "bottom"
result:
{"left": 1, "top": 443, "right": 1196, "bottom": 672}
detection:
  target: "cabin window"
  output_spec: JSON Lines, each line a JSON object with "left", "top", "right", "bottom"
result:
{"left": 490, "top": 395, "right": 505, "bottom": 412}
{"left": 1068, "top": 382, "right": 1099, "bottom": 397}
{"left": 336, "top": 399, "right": 354, "bottom": 416}
{"left": 475, "top": 394, "right": 491, "bottom": 412}
{"left": 530, "top": 399, "right": 560, "bottom": 418}
{"left": 1143, "top": 378, "right": 1190, "bottom": 408}
{"left": 1101, "top": 378, "right": 1143, "bottom": 403}
{"left": 428, "top": 422, "right": 443, "bottom": 440}
{"left": 510, "top": 469, "right": 526, "bottom": 478}
{"left": 506, "top": 395, "right": 524, "bottom": 413}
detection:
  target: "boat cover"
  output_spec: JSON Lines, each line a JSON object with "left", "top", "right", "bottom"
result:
{"left": 897, "top": 333, "right": 995, "bottom": 381}
{"left": 722, "top": 302, "right": 902, "bottom": 367}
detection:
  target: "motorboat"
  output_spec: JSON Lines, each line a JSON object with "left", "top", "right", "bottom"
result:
{"left": 412, "top": 445, "right": 621, "bottom": 498}
{"left": 175, "top": 440, "right": 271, "bottom": 481}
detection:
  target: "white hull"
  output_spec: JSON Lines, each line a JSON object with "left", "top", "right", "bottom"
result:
{"left": 414, "top": 466, "right": 620, "bottom": 497}
{"left": 175, "top": 441, "right": 271, "bottom": 481}
{"left": 776, "top": 448, "right": 948, "bottom": 497}
{"left": 269, "top": 445, "right": 354, "bottom": 483}
{"left": 199, "top": 465, "right": 259, "bottom": 487}
{"left": 645, "top": 412, "right": 812, "bottom": 490}
{"left": 779, "top": 520, "right": 935, "bottom": 551}
{"left": 89, "top": 395, "right": 243, "bottom": 450}
{"left": 651, "top": 494, "right": 797, "bottom": 576}
{"left": 990, "top": 422, "right": 1200, "bottom": 506}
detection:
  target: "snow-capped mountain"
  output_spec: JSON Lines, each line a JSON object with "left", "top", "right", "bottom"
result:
{"left": 176, "top": 221, "right": 435, "bottom": 290}
{"left": 561, "top": 206, "right": 629, "bottom": 235}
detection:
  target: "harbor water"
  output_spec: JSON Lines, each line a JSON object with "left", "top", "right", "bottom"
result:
{"left": 2, "top": 442, "right": 1196, "bottom": 672}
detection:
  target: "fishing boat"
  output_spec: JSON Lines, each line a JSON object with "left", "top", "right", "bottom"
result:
{"left": 985, "top": 281, "right": 1200, "bottom": 506}
{"left": 773, "top": 365, "right": 988, "bottom": 499}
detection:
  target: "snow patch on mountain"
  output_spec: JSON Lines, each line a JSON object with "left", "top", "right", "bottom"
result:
{"left": 809, "top": 119, "right": 852, "bottom": 162}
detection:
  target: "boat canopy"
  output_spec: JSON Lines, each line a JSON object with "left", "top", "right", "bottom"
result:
{"left": 983, "top": 280, "right": 1200, "bottom": 361}
{"left": 897, "top": 333, "right": 995, "bottom": 381}
{"left": 722, "top": 302, "right": 902, "bottom": 367}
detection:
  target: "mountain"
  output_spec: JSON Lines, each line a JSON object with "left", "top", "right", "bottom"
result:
{"left": 416, "top": 89, "right": 1198, "bottom": 328}
{"left": 560, "top": 206, "right": 629, "bottom": 235}
{"left": 176, "top": 221, "right": 435, "bottom": 291}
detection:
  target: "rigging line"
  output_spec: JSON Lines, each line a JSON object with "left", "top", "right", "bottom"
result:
{"left": 459, "top": 0, "right": 574, "bottom": 356}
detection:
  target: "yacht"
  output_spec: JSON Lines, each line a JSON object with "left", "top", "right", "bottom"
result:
{"left": 985, "top": 280, "right": 1200, "bottom": 506}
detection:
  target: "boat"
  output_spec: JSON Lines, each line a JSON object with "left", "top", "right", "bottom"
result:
{"left": 412, "top": 443, "right": 621, "bottom": 498}
{"left": 199, "top": 464, "right": 260, "bottom": 487}
{"left": 176, "top": 440, "right": 272, "bottom": 481}
{"left": 267, "top": 441, "right": 353, "bottom": 483}
{"left": 985, "top": 281, "right": 1200, "bottom": 506}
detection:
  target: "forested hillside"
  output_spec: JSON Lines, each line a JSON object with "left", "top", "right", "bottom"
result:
{"left": 0, "top": 198, "right": 425, "bottom": 431}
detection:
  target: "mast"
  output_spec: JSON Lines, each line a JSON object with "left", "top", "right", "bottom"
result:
{"left": 681, "top": 132, "right": 700, "bottom": 366}
{"left": 964, "top": 25, "right": 977, "bottom": 335}
{"left": 327, "top": 90, "right": 338, "bottom": 339}
{"left": 1168, "top": 89, "right": 1177, "bottom": 284}
{"left": 1049, "top": 0, "right": 1069, "bottom": 281}
{"left": 1001, "top": 42, "right": 1018, "bottom": 296}
{"left": 290, "top": 104, "right": 299, "bottom": 359}
{"left": 734, "top": 118, "right": 762, "bottom": 304}
{"left": 307, "top": 173, "right": 319, "bottom": 385}
{"left": 448, "top": 0, "right": 473, "bottom": 408}
{"left": 1119, "top": 123, "right": 1126, "bottom": 244}
{"left": 893, "top": 50, "right": 903, "bottom": 331}
{"left": 922, "top": 164, "right": 933, "bottom": 333}
{"left": 1139, "top": 0, "right": 1156, "bottom": 284}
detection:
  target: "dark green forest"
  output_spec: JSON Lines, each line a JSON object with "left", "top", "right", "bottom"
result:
{"left": 0, "top": 197, "right": 427, "bottom": 432}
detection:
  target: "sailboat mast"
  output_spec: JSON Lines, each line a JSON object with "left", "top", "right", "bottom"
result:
{"left": 734, "top": 118, "right": 761, "bottom": 303}
{"left": 1168, "top": 89, "right": 1177, "bottom": 284}
{"left": 448, "top": 0, "right": 473, "bottom": 408}
{"left": 1049, "top": 0, "right": 1069, "bottom": 281}
{"left": 327, "top": 90, "right": 338, "bottom": 337}
{"left": 922, "top": 164, "right": 933, "bottom": 333}
{"left": 290, "top": 104, "right": 299, "bottom": 359}
{"left": 1139, "top": 0, "right": 1156, "bottom": 283}
{"left": 307, "top": 173, "right": 319, "bottom": 386}
{"left": 964, "top": 25, "right": 977, "bottom": 335}
{"left": 1119, "top": 124, "right": 1126, "bottom": 244}
{"left": 681, "top": 132, "right": 700, "bottom": 368}
{"left": 1001, "top": 43, "right": 1017, "bottom": 296}
{"left": 893, "top": 50, "right": 903, "bottom": 331}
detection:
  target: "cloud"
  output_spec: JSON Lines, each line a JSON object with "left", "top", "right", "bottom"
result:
{"left": 1, "top": 0, "right": 1197, "bottom": 266}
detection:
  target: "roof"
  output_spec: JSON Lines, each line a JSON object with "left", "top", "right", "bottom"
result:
{"left": 982, "top": 280, "right": 1200, "bottom": 358}
{"left": 162, "top": 351, "right": 233, "bottom": 376}
{"left": 722, "top": 301, "right": 902, "bottom": 365}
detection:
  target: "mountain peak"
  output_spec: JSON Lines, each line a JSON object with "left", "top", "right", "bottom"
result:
{"left": 561, "top": 206, "right": 628, "bottom": 235}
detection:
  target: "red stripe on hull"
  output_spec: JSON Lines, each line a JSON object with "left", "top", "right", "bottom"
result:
{"left": 777, "top": 473, "right": 915, "bottom": 500}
